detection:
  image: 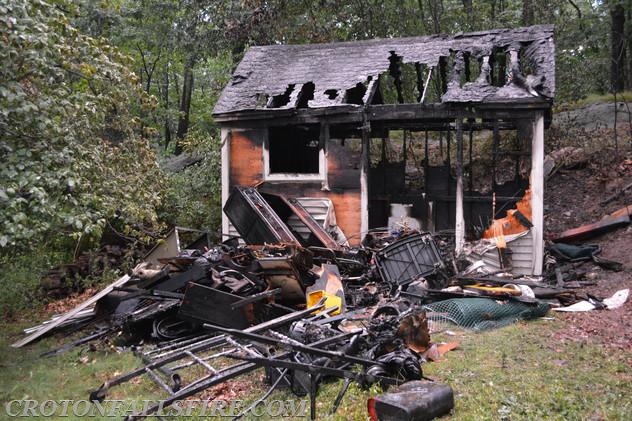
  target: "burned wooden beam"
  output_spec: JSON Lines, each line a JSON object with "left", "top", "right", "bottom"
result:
{"left": 553, "top": 209, "right": 631, "bottom": 243}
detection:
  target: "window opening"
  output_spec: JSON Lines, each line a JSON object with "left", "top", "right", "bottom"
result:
{"left": 268, "top": 126, "right": 321, "bottom": 174}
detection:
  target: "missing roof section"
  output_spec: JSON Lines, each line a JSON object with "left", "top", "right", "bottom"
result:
{"left": 388, "top": 51, "right": 404, "bottom": 103}
{"left": 442, "top": 40, "right": 553, "bottom": 102}
{"left": 324, "top": 89, "right": 339, "bottom": 100}
{"left": 297, "top": 82, "right": 315, "bottom": 108}
{"left": 344, "top": 82, "right": 368, "bottom": 105}
{"left": 267, "top": 84, "right": 295, "bottom": 108}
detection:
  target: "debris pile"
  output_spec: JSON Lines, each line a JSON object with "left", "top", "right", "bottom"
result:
{"left": 40, "top": 245, "right": 131, "bottom": 298}
{"left": 12, "top": 187, "right": 629, "bottom": 420}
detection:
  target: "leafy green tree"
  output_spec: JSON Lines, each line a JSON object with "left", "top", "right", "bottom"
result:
{"left": 0, "top": 0, "right": 165, "bottom": 253}
{"left": 76, "top": 0, "right": 250, "bottom": 154}
{"left": 160, "top": 130, "right": 222, "bottom": 234}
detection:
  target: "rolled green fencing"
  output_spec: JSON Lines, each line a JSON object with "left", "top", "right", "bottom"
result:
{"left": 423, "top": 298, "right": 550, "bottom": 331}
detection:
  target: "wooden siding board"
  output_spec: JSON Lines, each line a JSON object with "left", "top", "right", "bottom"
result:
{"left": 229, "top": 130, "right": 264, "bottom": 187}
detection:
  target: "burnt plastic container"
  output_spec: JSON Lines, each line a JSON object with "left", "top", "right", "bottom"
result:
{"left": 368, "top": 380, "right": 454, "bottom": 421}
{"left": 375, "top": 233, "right": 444, "bottom": 285}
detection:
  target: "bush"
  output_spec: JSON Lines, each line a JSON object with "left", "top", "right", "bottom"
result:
{"left": 0, "top": 0, "right": 166, "bottom": 255}
{"left": 0, "top": 249, "right": 69, "bottom": 320}
{"left": 160, "top": 131, "right": 222, "bottom": 236}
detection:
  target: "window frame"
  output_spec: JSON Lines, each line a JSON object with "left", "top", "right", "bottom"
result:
{"left": 263, "top": 127, "right": 327, "bottom": 182}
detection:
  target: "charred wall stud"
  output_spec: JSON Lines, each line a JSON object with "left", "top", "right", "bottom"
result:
{"left": 388, "top": 51, "right": 404, "bottom": 104}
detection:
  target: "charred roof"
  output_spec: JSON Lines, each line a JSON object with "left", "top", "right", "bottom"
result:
{"left": 213, "top": 25, "right": 554, "bottom": 119}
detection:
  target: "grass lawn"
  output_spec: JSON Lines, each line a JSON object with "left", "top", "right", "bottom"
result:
{"left": 2, "top": 313, "right": 631, "bottom": 420}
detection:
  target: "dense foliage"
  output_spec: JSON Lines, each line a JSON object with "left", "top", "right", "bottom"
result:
{"left": 160, "top": 131, "right": 223, "bottom": 235}
{"left": 0, "top": 0, "right": 165, "bottom": 253}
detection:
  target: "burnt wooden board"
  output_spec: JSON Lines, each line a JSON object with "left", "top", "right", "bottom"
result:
{"left": 178, "top": 283, "right": 250, "bottom": 329}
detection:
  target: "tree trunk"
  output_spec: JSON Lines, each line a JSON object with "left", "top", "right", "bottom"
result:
{"left": 611, "top": 3, "right": 626, "bottom": 92}
{"left": 522, "top": 0, "right": 534, "bottom": 25}
{"left": 163, "top": 70, "right": 171, "bottom": 151}
{"left": 175, "top": 56, "right": 195, "bottom": 155}
{"left": 462, "top": 0, "right": 473, "bottom": 29}
{"left": 428, "top": 0, "right": 442, "bottom": 33}
{"left": 137, "top": 47, "right": 160, "bottom": 94}
{"left": 627, "top": 1, "right": 632, "bottom": 90}
{"left": 416, "top": 0, "right": 426, "bottom": 28}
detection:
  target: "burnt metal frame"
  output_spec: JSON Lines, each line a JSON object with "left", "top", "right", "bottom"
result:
{"left": 91, "top": 298, "right": 404, "bottom": 421}
{"left": 121, "top": 329, "right": 386, "bottom": 421}
{"left": 90, "top": 303, "right": 325, "bottom": 402}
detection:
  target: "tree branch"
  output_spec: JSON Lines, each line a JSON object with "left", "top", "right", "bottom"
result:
{"left": 566, "top": 0, "right": 584, "bottom": 31}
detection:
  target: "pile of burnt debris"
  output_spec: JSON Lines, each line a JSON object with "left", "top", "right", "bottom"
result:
{"left": 12, "top": 187, "right": 629, "bottom": 420}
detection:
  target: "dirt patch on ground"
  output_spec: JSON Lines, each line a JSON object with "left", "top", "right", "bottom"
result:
{"left": 545, "top": 150, "right": 632, "bottom": 236}
{"left": 196, "top": 372, "right": 267, "bottom": 403}
{"left": 545, "top": 148, "right": 632, "bottom": 353}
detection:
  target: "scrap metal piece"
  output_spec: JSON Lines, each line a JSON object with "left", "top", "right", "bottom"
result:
{"left": 330, "top": 378, "right": 353, "bottom": 415}
{"left": 262, "top": 193, "right": 341, "bottom": 250}
{"left": 143, "top": 227, "right": 210, "bottom": 267}
{"left": 145, "top": 263, "right": 207, "bottom": 292}
{"left": 40, "top": 328, "right": 111, "bottom": 358}
{"left": 89, "top": 302, "right": 326, "bottom": 402}
{"left": 253, "top": 245, "right": 312, "bottom": 303}
{"left": 306, "top": 264, "right": 345, "bottom": 315}
{"left": 230, "top": 288, "right": 282, "bottom": 310}
{"left": 178, "top": 283, "right": 252, "bottom": 328}
{"left": 22, "top": 308, "right": 95, "bottom": 335}
{"left": 119, "top": 328, "right": 372, "bottom": 421}
{"left": 206, "top": 324, "right": 381, "bottom": 367}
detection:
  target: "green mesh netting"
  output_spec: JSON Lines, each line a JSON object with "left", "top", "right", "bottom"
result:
{"left": 423, "top": 298, "right": 550, "bottom": 331}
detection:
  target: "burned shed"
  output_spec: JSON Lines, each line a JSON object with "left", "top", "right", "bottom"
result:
{"left": 213, "top": 25, "right": 555, "bottom": 276}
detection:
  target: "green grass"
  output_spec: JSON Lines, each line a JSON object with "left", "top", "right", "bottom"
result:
{"left": 0, "top": 250, "right": 69, "bottom": 320}
{"left": 1, "top": 315, "right": 631, "bottom": 420}
{"left": 423, "top": 321, "right": 631, "bottom": 420}
{"left": 285, "top": 318, "right": 632, "bottom": 421}
{"left": 0, "top": 321, "right": 162, "bottom": 421}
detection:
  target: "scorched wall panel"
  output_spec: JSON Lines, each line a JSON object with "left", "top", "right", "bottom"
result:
{"left": 229, "top": 130, "right": 264, "bottom": 186}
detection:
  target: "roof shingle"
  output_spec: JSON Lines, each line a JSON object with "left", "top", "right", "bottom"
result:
{"left": 214, "top": 25, "right": 555, "bottom": 116}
